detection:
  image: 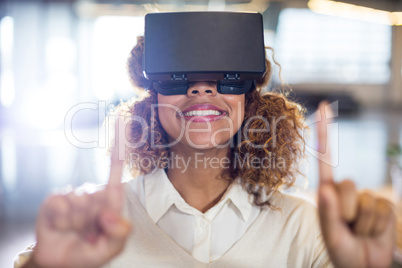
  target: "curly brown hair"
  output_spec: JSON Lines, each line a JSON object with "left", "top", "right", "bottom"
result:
{"left": 121, "top": 35, "right": 307, "bottom": 207}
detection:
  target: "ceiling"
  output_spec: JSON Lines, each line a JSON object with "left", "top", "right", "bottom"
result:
{"left": 317, "top": 0, "right": 402, "bottom": 12}
{"left": 10, "top": 0, "right": 402, "bottom": 14}
{"left": 70, "top": 0, "right": 402, "bottom": 12}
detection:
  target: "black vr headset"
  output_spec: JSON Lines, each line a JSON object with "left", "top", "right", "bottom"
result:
{"left": 143, "top": 12, "right": 266, "bottom": 95}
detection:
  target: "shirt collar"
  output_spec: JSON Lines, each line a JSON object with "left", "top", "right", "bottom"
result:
{"left": 219, "top": 179, "right": 254, "bottom": 222}
{"left": 144, "top": 168, "right": 183, "bottom": 223}
{"left": 144, "top": 169, "right": 254, "bottom": 223}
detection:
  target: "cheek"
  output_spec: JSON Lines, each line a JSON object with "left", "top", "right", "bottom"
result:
{"left": 157, "top": 95, "right": 181, "bottom": 138}
{"left": 158, "top": 106, "right": 173, "bottom": 132}
{"left": 226, "top": 95, "right": 245, "bottom": 127}
{"left": 158, "top": 108, "right": 167, "bottom": 127}
{"left": 226, "top": 95, "right": 245, "bottom": 109}
{"left": 239, "top": 98, "right": 245, "bottom": 119}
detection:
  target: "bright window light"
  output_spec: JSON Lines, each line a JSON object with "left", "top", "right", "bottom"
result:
{"left": 1, "top": 70, "right": 15, "bottom": 108}
{"left": 0, "top": 16, "right": 15, "bottom": 108}
{"left": 92, "top": 16, "right": 144, "bottom": 100}
{"left": 0, "top": 16, "right": 13, "bottom": 56}
{"left": 46, "top": 36, "right": 76, "bottom": 73}
{"left": 275, "top": 8, "right": 392, "bottom": 84}
{"left": 21, "top": 74, "right": 77, "bottom": 130}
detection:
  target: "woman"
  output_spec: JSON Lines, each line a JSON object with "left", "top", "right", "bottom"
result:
{"left": 17, "top": 35, "right": 395, "bottom": 268}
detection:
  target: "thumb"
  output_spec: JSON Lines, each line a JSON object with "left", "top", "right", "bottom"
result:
{"left": 318, "top": 183, "right": 345, "bottom": 250}
{"left": 100, "top": 210, "right": 131, "bottom": 256}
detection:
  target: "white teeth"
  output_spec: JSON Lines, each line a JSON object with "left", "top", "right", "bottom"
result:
{"left": 183, "top": 110, "right": 222, "bottom": 116}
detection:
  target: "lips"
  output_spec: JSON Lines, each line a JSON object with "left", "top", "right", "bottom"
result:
{"left": 180, "top": 103, "right": 227, "bottom": 122}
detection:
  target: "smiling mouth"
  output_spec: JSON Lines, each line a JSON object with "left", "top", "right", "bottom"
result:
{"left": 179, "top": 103, "right": 227, "bottom": 122}
{"left": 179, "top": 109, "right": 227, "bottom": 122}
{"left": 183, "top": 110, "right": 223, "bottom": 116}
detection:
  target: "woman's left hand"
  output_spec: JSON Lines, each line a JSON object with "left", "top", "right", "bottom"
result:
{"left": 316, "top": 102, "right": 396, "bottom": 268}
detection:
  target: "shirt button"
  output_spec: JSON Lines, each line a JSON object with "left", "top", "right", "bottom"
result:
{"left": 200, "top": 219, "right": 208, "bottom": 227}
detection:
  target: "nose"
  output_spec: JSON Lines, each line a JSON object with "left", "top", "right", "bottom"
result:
{"left": 187, "top": 81, "right": 217, "bottom": 97}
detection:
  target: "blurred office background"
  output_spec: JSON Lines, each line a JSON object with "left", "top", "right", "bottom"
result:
{"left": 0, "top": 0, "right": 401, "bottom": 266}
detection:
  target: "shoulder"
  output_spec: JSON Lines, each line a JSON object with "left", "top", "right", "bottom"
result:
{"left": 262, "top": 193, "right": 321, "bottom": 234}
{"left": 268, "top": 192, "right": 317, "bottom": 214}
{"left": 263, "top": 193, "right": 324, "bottom": 248}
{"left": 279, "top": 193, "right": 318, "bottom": 216}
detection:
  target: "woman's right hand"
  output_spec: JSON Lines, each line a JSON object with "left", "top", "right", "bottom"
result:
{"left": 24, "top": 121, "right": 131, "bottom": 268}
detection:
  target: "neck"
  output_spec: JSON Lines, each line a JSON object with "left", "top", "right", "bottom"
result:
{"left": 166, "top": 146, "right": 232, "bottom": 213}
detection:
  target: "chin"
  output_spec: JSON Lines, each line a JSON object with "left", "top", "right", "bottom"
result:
{"left": 183, "top": 136, "right": 231, "bottom": 150}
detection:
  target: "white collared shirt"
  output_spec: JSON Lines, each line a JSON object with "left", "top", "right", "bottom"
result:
{"left": 128, "top": 168, "right": 261, "bottom": 263}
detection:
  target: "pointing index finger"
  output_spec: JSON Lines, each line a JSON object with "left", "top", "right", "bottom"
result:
{"left": 109, "top": 144, "right": 124, "bottom": 187}
{"left": 317, "top": 101, "right": 334, "bottom": 185}
{"left": 106, "top": 115, "right": 126, "bottom": 212}
{"left": 108, "top": 116, "right": 125, "bottom": 187}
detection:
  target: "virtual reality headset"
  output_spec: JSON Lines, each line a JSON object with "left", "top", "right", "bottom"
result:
{"left": 143, "top": 12, "right": 266, "bottom": 95}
